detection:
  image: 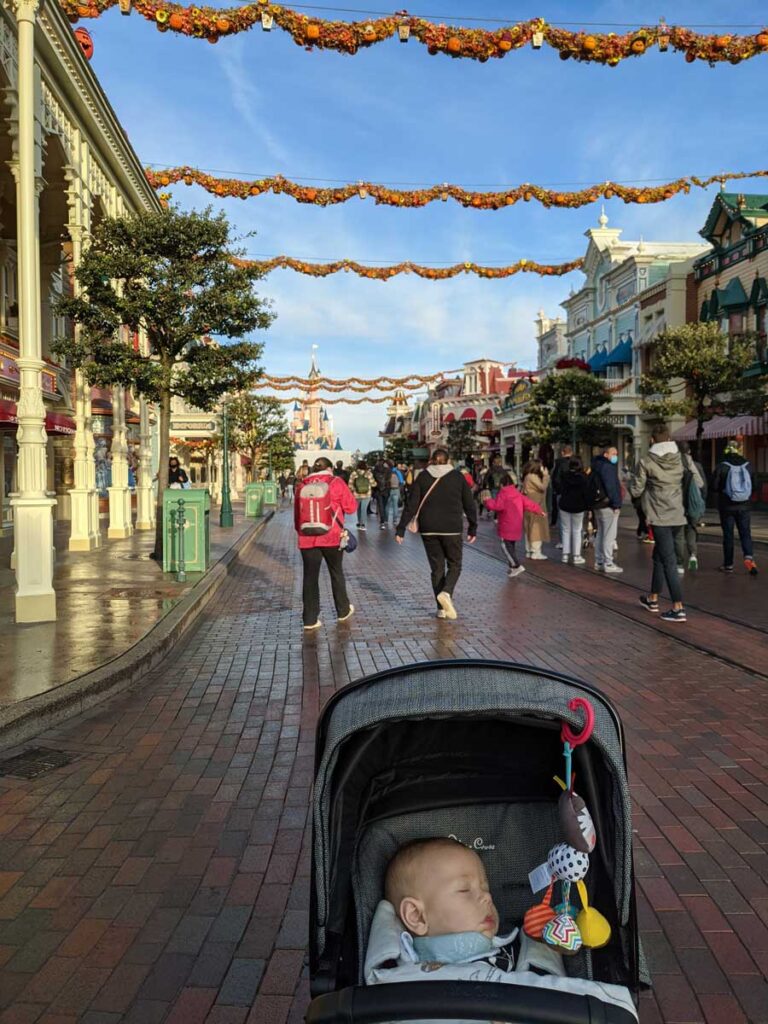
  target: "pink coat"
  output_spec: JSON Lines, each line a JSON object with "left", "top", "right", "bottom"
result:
{"left": 484, "top": 484, "right": 544, "bottom": 542}
{"left": 294, "top": 470, "right": 357, "bottom": 549}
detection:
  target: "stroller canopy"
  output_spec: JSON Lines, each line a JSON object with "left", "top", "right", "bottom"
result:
{"left": 311, "top": 660, "right": 639, "bottom": 1001}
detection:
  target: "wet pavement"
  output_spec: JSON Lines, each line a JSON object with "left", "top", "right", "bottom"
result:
{"left": 0, "top": 509, "right": 766, "bottom": 1023}
{"left": 0, "top": 507, "right": 253, "bottom": 707}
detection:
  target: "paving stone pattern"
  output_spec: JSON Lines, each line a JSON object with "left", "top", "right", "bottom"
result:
{"left": 0, "top": 510, "right": 766, "bottom": 1023}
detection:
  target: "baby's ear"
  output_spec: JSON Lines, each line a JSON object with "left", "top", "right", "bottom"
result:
{"left": 399, "top": 897, "right": 428, "bottom": 936}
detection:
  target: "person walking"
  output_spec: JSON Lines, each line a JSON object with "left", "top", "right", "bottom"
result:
{"left": 591, "top": 445, "right": 624, "bottom": 574}
{"left": 484, "top": 473, "right": 545, "bottom": 578}
{"left": 385, "top": 462, "right": 405, "bottom": 529}
{"left": 333, "top": 459, "right": 350, "bottom": 483}
{"left": 557, "top": 457, "right": 593, "bottom": 565}
{"left": 294, "top": 457, "right": 357, "bottom": 631}
{"left": 396, "top": 448, "right": 477, "bottom": 620}
{"left": 521, "top": 459, "right": 550, "bottom": 559}
{"left": 348, "top": 460, "right": 375, "bottom": 530}
{"left": 675, "top": 441, "right": 706, "bottom": 572}
{"left": 629, "top": 426, "right": 688, "bottom": 622}
{"left": 550, "top": 443, "right": 572, "bottom": 537}
{"left": 373, "top": 458, "right": 390, "bottom": 528}
{"left": 711, "top": 439, "right": 758, "bottom": 575}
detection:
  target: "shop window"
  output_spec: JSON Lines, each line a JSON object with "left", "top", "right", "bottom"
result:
{"left": 3, "top": 255, "right": 18, "bottom": 335}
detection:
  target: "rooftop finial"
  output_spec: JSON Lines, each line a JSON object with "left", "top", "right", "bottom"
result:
{"left": 598, "top": 205, "right": 609, "bottom": 229}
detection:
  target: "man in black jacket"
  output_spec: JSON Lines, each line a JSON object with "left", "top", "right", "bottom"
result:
{"left": 550, "top": 444, "right": 573, "bottom": 529}
{"left": 396, "top": 449, "right": 477, "bottom": 620}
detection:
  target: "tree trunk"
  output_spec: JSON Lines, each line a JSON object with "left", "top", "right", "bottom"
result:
{"left": 695, "top": 403, "right": 705, "bottom": 464}
{"left": 250, "top": 445, "right": 257, "bottom": 481}
{"left": 153, "top": 387, "right": 171, "bottom": 560}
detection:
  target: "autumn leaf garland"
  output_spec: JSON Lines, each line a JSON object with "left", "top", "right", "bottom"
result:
{"left": 61, "top": 2, "right": 768, "bottom": 66}
{"left": 148, "top": 166, "right": 768, "bottom": 211}
{"left": 232, "top": 256, "right": 583, "bottom": 280}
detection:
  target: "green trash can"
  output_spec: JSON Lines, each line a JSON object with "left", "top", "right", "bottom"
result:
{"left": 245, "top": 482, "right": 264, "bottom": 518}
{"left": 262, "top": 479, "right": 278, "bottom": 507}
{"left": 162, "top": 488, "right": 211, "bottom": 574}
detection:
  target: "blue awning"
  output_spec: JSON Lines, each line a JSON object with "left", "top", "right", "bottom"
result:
{"left": 588, "top": 346, "right": 609, "bottom": 371}
{"left": 605, "top": 337, "right": 633, "bottom": 366}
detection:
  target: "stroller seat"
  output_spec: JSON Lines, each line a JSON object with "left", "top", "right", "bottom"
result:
{"left": 307, "top": 660, "right": 645, "bottom": 1024}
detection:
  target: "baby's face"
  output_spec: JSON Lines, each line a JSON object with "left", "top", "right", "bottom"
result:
{"left": 401, "top": 844, "right": 499, "bottom": 939}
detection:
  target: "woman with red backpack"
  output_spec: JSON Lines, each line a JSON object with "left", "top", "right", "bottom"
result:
{"left": 295, "top": 457, "right": 358, "bottom": 631}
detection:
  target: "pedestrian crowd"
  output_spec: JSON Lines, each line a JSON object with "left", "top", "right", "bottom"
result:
{"left": 290, "top": 432, "right": 759, "bottom": 630}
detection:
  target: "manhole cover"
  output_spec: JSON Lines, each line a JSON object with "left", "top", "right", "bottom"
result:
{"left": 0, "top": 747, "right": 76, "bottom": 779}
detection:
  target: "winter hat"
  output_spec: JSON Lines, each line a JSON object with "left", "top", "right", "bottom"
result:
{"left": 724, "top": 439, "right": 742, "bottom": 456}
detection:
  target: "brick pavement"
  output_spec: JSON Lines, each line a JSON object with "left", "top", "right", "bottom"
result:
{"left": 0, "top": 509, "right": 766, "bottom": 1023}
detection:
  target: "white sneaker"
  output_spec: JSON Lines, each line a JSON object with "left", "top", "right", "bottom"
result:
{"left": 604, "top": 564, "right": 624, "bottom": 574}
{"left": 530, "top": 552, "right": 548, "bottom": 560}
{"left": 595, "top": 563, "right": 605, "bottom": 572}
{"left": 573, "top": 556, "right": 586, "bottom": 565}
{"left": 676, "top": 566, "right": 685, "bottom": 575}
{"left": 436, "top": 609, "right": 447, "bottom": 619}
{"left": 303, "top": 620, "right": 322, "bottom": 631}
{"left": 437, "top": 591, "right": 458, "bottom": 620}
{"left": 508, "top": 565, "right": 526, "bottom": 578}
{"left": 561, "top": 555, "right": 570, "bottom": 564}
{"left": 338, "top": 604, "right": 355, "bottom": 623}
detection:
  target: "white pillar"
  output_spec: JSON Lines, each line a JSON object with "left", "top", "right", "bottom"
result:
{"left": 212, "top": 451, "right": 222, "bottom": 503}
{"left": 229, "top": 451, "right": 240, "bottom": 499}
{"left": 135, "top": 395, "right": 154, "bottom": 529}
{"left": 107, "top": 383, "right": 133, "bottom": 538}
{"left": 9, "top": 0, "right": 56, "bottom": 622}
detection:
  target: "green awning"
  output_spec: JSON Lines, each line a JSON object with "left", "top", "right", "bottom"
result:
{"left": 713, "top": 277, "right": 748, "bottom": 310}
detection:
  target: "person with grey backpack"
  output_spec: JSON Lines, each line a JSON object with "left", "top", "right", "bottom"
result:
{"left": 711, "top": 439, "right": 758, "bottom": 576}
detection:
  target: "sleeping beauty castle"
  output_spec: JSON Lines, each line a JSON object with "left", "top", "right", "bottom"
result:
{"left": 289, "top": 348, "right": 344, "bottom": 454}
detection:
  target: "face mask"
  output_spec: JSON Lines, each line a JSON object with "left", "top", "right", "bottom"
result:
{"left": 609, "top": 455, "right": 618, "bottom": 465}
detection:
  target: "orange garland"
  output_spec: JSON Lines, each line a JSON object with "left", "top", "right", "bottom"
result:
{"left": 234, "top": 255, "right": 583, "bottom": 279}
{"left": 148, "top": 165, "right": 768, "bottom": 211}
{"left": 274, "top": 394, "right": 395, "bottom": 404}
{"left": 59, "top": 3, "right": 768, "bottom": 65}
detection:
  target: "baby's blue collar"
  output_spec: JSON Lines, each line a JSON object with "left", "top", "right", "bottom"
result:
{"left": 402, "top": 929, "right": 516, "bottom": 965}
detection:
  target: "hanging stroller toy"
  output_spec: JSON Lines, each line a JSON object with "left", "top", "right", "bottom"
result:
{"left": 525, "top": 697, "right": 613, "bottom": 956}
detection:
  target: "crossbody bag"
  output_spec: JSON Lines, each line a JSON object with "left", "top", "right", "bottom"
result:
{"left": 407, "top": 476, "right": 442, "bottom": 533}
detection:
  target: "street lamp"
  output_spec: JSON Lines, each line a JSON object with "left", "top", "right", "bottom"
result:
{"left": 220, "top": 399, "right": 234, "bottom": 528}
{"left": 568, "top": 395, "right": 580, "bottom": 452}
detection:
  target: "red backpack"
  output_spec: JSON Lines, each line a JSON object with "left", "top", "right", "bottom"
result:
{"left": 298, "top": 475, "right": 335, "bottom": 535}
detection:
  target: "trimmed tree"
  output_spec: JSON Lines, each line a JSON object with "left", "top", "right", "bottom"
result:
{"left": 640, "top": 322, "right": 767, "bottom": 460}
{"left": 53, "top": 205, "right": 273, "bottom": 557}
{"left": 525, "top": 370, "right": 613, "bottom": 446}
{"left": 228, "top": 394, "right": 293, "bottom": 479}
{"left": 446, "top": 419, "right": 480, "bottom": 463}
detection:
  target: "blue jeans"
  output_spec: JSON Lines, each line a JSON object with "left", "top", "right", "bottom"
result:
{"left": 720, "top": 509, "right": 753, "bottom": 566}
{"left": 385, "top": 491, "right": 400, "bottom": 526}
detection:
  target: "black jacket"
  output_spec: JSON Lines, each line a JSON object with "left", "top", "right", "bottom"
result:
{"left": 711, "top": 454, "right": 754, "bottom": 513}
{"left": 551, "top": 456, "right": 571, "bottom": 496}
{"left": 591, "top": 455, "right": 622, "bottom": 510}
{"left": 558, "top": 470, "right": 597, "bottom": 514}
{"left": 397, "top": 466, "right": 478, "bottom": 537}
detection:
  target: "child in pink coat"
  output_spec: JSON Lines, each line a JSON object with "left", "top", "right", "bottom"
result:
{"left": 484, "top": 473, "right": 546, "bottom": 577}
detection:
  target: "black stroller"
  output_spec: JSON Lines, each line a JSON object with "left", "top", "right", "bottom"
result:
{"left": 306, "top": 660, "right": 644, "bottom": 1023}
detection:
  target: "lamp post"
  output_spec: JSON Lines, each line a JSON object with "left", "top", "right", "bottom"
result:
{"left": 568, "top": 395, "right": 580, "bottom": 453}
{"left": 219, "top": 400, "right": 233, "bottom": 527}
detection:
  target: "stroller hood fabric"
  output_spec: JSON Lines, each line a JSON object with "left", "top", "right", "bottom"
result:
{"left": 312, "top": 662, "right": 640, "bottom": 987}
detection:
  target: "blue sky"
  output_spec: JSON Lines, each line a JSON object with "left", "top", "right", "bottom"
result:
{"left": 90, "top": 1, "right": 768, "bottom": 450}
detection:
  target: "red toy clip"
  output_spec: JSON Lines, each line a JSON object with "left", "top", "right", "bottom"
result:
{"left": 561, "top": 698, "right": 595, "bottom": 748}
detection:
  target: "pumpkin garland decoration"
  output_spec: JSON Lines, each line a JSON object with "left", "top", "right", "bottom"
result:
{"left": 260, "top": 372, "right": 452, "bottom": 387}
{"left": 147, "top": 165, "right": 768, "bottom": 211}
{"left": 232, "top": 255, "right": 584, "bottom": 280}
{"left": 62, "top": 3, "right": 768, "bottom": 66}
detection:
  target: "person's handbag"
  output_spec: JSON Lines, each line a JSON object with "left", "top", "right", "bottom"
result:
{"left": 339, "top": 528, "right": 357, "bottom": 553}
{"left": 407, "top": 477, "right": 442, "bottom": 534}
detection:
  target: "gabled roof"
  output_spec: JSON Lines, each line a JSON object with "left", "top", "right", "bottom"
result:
{"left": 605, "top": 336, "right": 633, "bottom": 366}
{"left": 750, "top": 276, "right": 768, "bottom": 306}
{"left": 700, "top": 192, "right": 768, "bottom": 244}
{"left": 713, "top": 276, "right": 749, "bottom": 311}
{"left": 334, "top": 438, "right": 343, "bottom": 450}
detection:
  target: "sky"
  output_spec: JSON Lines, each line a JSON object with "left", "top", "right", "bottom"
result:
{"left": 88, "top": 1, "right": 768, "bottom": 451}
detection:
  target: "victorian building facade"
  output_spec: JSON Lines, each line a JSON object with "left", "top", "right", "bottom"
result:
{"left": 0, "top": 2, "right": 162, "bottom": 621}
{"left": 690, "top": 191, "right": 768, "bottom": 502}
{"left": 559, "top": 211, "right": 707, "bottom": 464}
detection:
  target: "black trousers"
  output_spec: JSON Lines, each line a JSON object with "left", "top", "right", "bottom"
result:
{"left": 301, "top": 546, "right": 351, "bottom": 626}
{"left": 376, "top": 488, "right": 390, "bottom": 520}
{"left": 421, "top": 535, "right": 464, "bottom": 605}
{"left": 650, "top": 525, "right": 683, "bottom": 604}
